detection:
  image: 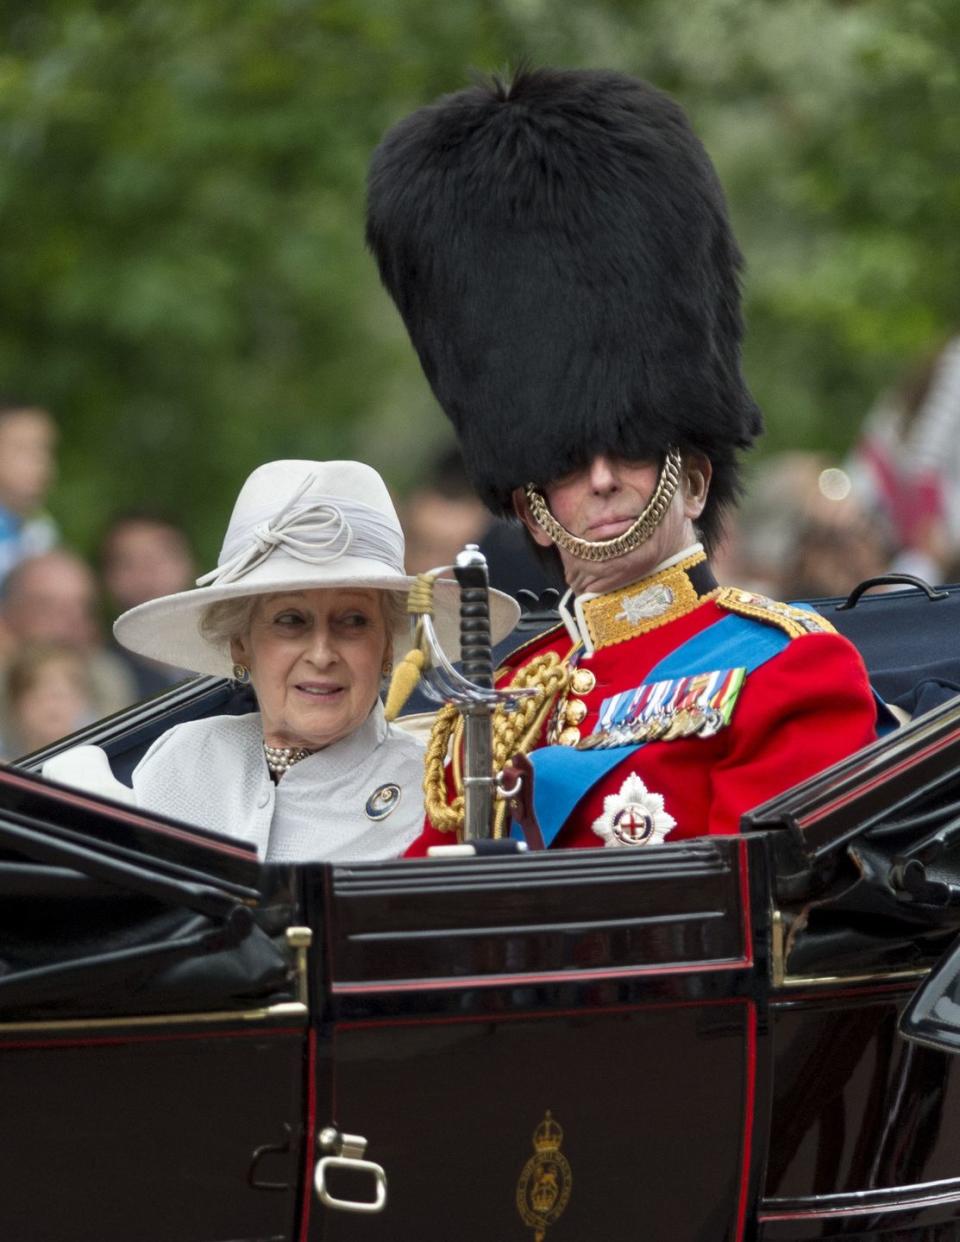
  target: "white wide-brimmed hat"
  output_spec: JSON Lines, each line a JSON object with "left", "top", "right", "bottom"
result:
{"left": 114, "top": 459, "right": 519, "bottom": 679}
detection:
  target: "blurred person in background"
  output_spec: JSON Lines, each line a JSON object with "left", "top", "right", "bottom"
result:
{"left": 0, "top": 551, "right": 136, "bottom": 737}
{"left": 98, "top": 511, "right": 196, "bottom": 698}
{"left": 719, "top": 452, "right": 893, "bottom": 601}
{"left": 402, "top": 445, "right": 557, "bottom": 600}
{"left": 0, "top": 399, "right": 59, "bottom": 588}
{"left": 1, "top": 643, "right": 95, "bottom": 760}
{"left": 848, "top": 335, "right": 960, "bottom": 585}
{"left": 401, "top": 446, "right": 489, "bottom": 575}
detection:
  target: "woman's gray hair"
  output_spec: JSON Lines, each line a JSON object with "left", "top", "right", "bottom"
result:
{"left": 199, "top": 589, "right": 409, "bottom": 652}
{"left": 199, "top": 596, "right": 259, "bottom": 649}
{"left": 381, "top": 590, "right": 407, "bottom": 642}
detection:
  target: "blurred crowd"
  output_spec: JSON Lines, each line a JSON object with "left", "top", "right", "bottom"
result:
{"left": 718, "top": 334, "right": 960, "bottom": 599}
{"left": 0, "top": 399, "right": 196, "bottom": 759}
{"left": 3, "top": 335, "right": 960, "bottom": 759}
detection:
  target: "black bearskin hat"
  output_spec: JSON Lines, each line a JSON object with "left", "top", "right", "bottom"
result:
{"left": 366, "top": 67, "right": 762, "bottom": 551}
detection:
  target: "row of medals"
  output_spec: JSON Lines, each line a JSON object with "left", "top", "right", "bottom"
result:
{"left": 577, "top": 703, "right": 725, "bottom": 750}
{"left": 550, "top": 664, "right": 724, "bottom": 751}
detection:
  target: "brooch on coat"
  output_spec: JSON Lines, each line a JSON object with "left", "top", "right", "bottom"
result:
{"left": 365, "top": 783, "right": 401, "bottom": 821}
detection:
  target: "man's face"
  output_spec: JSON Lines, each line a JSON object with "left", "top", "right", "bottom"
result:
{"left": 3, "top": 554, "right": 99, "bottom": 650}
{"left": 102, "top": 521, "right": 195, "bottom": 612}
{"left": 402, "top": 491, "right": 488, "bottom": 575}
{"left": 516, "top": 454, "right": 710, "bottom": 595}
{"left": 0, "top": 410, "right": 56, "bottom": 515}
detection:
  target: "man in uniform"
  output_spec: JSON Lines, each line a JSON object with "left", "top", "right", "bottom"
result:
{"left": 366, "top": 67, "right": 878, "bottom": 850}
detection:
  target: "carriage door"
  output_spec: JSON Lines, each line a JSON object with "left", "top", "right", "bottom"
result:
{"left": 305, "top": 835, "right": 771, "bottom": 1242}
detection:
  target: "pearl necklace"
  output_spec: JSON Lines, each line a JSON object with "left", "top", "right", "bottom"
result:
{"left": 263, "top": 742, "right": 313, "bottom": 779}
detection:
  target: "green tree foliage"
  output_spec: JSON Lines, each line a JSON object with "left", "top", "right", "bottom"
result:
{"left": 0, "top": 0, "right": 957, "bottom": 557}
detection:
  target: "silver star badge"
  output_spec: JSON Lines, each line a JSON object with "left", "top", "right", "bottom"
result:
{"left": 591, "top": 773, "right": 676, "bottom": 847}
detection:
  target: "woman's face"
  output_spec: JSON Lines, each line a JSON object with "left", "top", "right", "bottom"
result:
{"left": 231, "top": 588, "right": 391, "bottom": 751}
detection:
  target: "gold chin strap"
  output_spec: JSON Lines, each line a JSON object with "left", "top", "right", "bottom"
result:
{"left": 524, "top": 448, "right": 683, "bottom": 563}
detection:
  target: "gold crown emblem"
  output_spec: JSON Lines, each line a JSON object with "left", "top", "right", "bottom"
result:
{"left": 531, "top": 1168, "right": 560, "bottom": 1214}
{"left": 533, "top": 1111, "right": 563, "bottom": 1152}
{"left": 517, "top": 1110, "right": 573, "bottom": 1237}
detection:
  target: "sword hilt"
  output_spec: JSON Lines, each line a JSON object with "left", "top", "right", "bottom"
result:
{"left": 453, "top": 545, "right": 493, "bottom": 690}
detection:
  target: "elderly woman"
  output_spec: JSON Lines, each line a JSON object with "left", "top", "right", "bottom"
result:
{"left": 47, "top": 460, "right": 517, "bottom": 862}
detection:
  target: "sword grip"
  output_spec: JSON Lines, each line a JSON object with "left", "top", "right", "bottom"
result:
{"left": 453, "top": 545, "right": 493, "bottom": 690}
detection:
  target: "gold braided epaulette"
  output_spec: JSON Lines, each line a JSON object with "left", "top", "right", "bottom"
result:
{"left": 716, "top": 587, "right": 837, "bottom": 638}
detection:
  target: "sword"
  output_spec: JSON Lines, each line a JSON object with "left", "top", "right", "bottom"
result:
{"left": 453, "top": 545, "right": 496, "bottom": 840}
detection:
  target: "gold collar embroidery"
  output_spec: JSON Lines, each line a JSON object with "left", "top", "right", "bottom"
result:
{"left": 578, "top": 550, "right": 716, "bottom": 651}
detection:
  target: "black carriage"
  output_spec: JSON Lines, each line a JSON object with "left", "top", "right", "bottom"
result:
{"left": 4, "top": 581, "right": 960, "bottom": 1242}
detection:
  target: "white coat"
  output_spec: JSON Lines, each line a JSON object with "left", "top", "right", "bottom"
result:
{"left": 131, "top": 702, "right": 425, "bottom": 862}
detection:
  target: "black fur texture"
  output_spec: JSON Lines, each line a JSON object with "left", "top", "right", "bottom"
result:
{"left": 367, "top": 67, "right": 763, "bottom": 551}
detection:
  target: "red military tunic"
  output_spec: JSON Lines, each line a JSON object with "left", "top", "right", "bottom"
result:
{"left": 407, "top": 552, "right": 878, "bottom": 853}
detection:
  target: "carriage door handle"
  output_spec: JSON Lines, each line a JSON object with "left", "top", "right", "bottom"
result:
{"left": 314, "top": 1126, "right": 387, "bottom": 1214}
